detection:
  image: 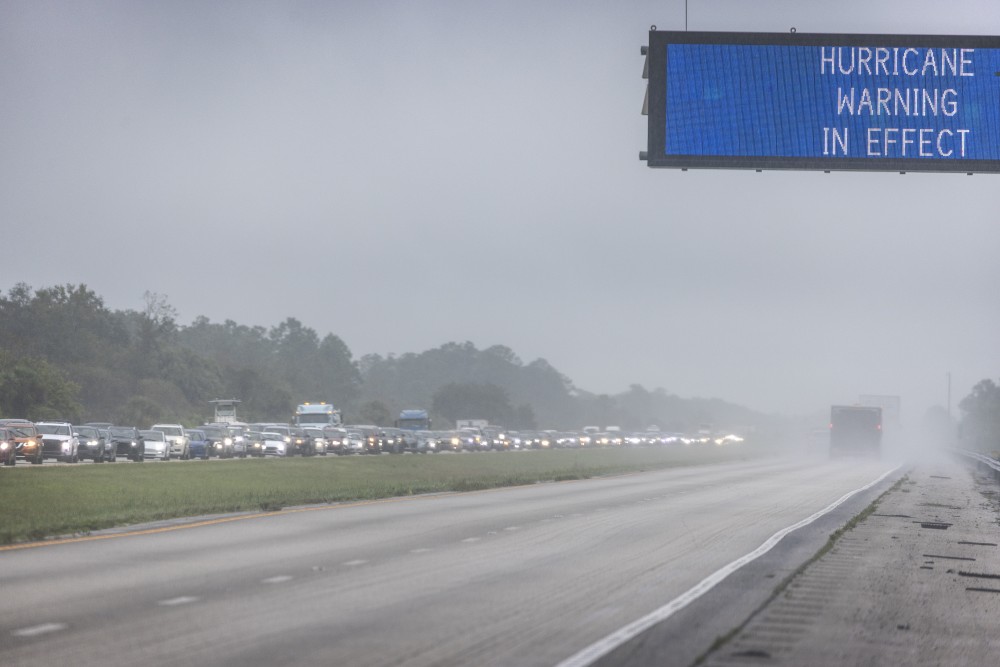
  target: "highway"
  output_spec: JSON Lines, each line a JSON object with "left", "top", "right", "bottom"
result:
{"left": 0, "top": 457, "right": 898, "bottom": 667}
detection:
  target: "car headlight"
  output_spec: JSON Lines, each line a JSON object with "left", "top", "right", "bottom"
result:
{"left": 224, "top": 437, "right": 233, "bottom": 446}
{"left": 0, "top": 442, "right": 8, "bottom": 450}
{"left": 284, "top": 436, "right": 291, "bottom": 443}
{"left": 215, "top": 443, "right": 223, "bottom": 449}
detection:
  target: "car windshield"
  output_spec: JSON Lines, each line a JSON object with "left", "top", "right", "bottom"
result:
{"left": 141, "top": 431, "right": 165, "bottom": 441}
{"left": 38, "top": 424, "right": 71, "bottom": 436}
{"left": 157, "top": 426, "right": 183, "bottom": 436}
{"left": 75, "top": 427, "right": 98, "bottom": 438}
{"left": 108, "top": 427, "right": 133, "bottom": 437}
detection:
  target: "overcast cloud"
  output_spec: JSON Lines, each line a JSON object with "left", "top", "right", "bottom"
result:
{"left": 2, "top": 0, "right": 998, "bottom": 423}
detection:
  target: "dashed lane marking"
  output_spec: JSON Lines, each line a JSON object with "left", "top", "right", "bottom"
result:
{"left": 262, "top": 575, "right": 293, "bottom": 584}
{"left": 461, "top": 537, "right": 481, "bottom": 543}
{"left": 158, "top": 596, "right": 199, "bottom": 607}
{"left": 343, "top": 559, "right": 368, "bottom": 566}
{"left": 13, "top": 623, "right": 67, "bottom": 638}
{"left": 409, "top": 548, "right": 432, "bottom": 554}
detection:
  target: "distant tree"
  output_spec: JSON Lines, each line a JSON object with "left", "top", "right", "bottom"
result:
{"left": 358, "top": 400, "right": 392, "bottom": 426}
{"left": 959, "top": 379, "right": 1000, "bottom": 452}
{"left": 0, "top": 353, "right": 82, "bottom": 421}
{"left": 117, "top": 396, "right": 163, "bottom": 427}
{"left": 432, "top": 382, "right": 514, "bottom": 427}
{"left": 512, "top": 404, "right": 537, "bottom": 430}
{"left": 318, "top": 333, "right": 361, "bottom": 406}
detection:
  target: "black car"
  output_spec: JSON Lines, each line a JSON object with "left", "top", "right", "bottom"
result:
{"left": 244, "top": 430, "right": 266, "bottom": 458}
{"left": 107, "top": 426, "right": 145, "bottom": 462}
{"left": 323, "top": 427, "right": 348, "bottom": 455}
{"left": 74, "top": 425, "right": 113, "bottom": 462}
{"left": 201, "top": 424, "right": 235, "bottom": 458}
{"left": 379, "top": 427, "right": 408, "bottom": 454}
{"left": 289, "top": 427, "right": 313, "bottom": 456}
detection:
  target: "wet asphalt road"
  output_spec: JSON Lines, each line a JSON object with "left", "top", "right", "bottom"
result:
{"left": 0, "top": 457, "right": 895, "bottom": 667}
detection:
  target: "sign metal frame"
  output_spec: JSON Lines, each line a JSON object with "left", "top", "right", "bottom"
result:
{"left": 645, "top": 30, "right": 1000, "bottom": 173}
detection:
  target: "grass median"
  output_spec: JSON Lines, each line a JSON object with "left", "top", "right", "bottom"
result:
{"left": 0, "top": 446, "right": 754, "bottom": 544}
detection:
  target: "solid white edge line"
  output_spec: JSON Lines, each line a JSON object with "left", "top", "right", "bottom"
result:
{"left": 553, "top": 466, "right": 902, "bottom": 667}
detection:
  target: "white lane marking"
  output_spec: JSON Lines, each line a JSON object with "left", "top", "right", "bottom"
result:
{"left": 461, "top": 537, "right": 481, "bottom": 543}
{"left": 158, "top": 596, "right": 199, "bottom": 606}
{"left": 409, "top": 548, "right": 432, "bottom": 554}
{"left": 554, "top": 466, "right": 902, "bottom": 667}
{"left": 343, "top": 559, "right": 367, "bottom": 566}
{"left": 13, "top": 623, "right": 67, "bottom": 638}
{"left": 504, "top": 526, "right": 520, "bottom": 531}
{"left": 262, "top": 575, "right": 293, "bottom": 584}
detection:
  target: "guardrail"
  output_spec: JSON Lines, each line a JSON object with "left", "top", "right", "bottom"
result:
{"left": 952, "top": 447, "right": 1000, "bottom": 480}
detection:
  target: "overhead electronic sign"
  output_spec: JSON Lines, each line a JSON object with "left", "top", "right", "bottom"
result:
{"left": 642, "top": 30, "right": 1000, "bottom": 172}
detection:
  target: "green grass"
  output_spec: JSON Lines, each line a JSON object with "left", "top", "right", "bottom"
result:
{"left": 0, "top": 447, "right": 752, "bottom": 544}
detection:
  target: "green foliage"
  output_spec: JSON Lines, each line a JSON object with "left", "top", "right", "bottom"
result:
{"left": 358, "top": 399, "right": 392, "bottom": 426}
{"left": 433, "top": 382, "right": 515, "bottom": 427}
{"left": 0, "top": 283, "right": 776, "bottom": 434}
{"left": 959, "top": 378, "right": 1000, "bottom": 452}
{"left": 0, "top": 351, "right": 82, "bottom": 421}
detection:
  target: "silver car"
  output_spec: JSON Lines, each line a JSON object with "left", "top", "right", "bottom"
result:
{"left": 151, "top": 424, "right": 189, "bottom": 459}
{"left": 140, "top": 430, "right": 170, "bottom": 460}
{"left": 261, "top": 431, "right": 290, "bottom": 457}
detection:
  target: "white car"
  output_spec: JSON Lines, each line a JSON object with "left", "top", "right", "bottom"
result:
{"left": 140, "top": 430, "right": 170, "bottom": 460}
{"left": 344, "top": 430, "right": 366, "bottom": 455}
{"left": 35, "top": 422, "right": 80, "bottom": 463}
{"left": 151, "top": 424, "right": 189, "bottom": 459}
{"left": 262, "top": 431, "right": 290, "bottom": 457}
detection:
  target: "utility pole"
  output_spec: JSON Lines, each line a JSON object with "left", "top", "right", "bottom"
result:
{"left": 947, "top": 371, "right": 952, "bottom": 419}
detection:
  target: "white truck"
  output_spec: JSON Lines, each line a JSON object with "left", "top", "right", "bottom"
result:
{"left": 294, "top": 402, "right": 342, "bottom": 427}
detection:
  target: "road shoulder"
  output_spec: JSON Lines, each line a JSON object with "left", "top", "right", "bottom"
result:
{"left": 701, "top": 457, "right": 1000, "bottom": 666}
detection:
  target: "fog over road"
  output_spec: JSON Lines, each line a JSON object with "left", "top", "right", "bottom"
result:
{"left": 1, "top": 458, "right": 897, "bottom": 667}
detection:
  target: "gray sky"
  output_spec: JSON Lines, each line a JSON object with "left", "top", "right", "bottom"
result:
{"left": 2, "top": 1, "right": 998, "bottom": 422}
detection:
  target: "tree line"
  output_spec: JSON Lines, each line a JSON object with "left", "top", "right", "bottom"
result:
{"left": 11, "top": 282, "right": 993, "bottom": 446}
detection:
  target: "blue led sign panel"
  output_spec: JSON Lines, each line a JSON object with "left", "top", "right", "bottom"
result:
{"left": 645, "top": 31, "right": 1000, "bottom": 172}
